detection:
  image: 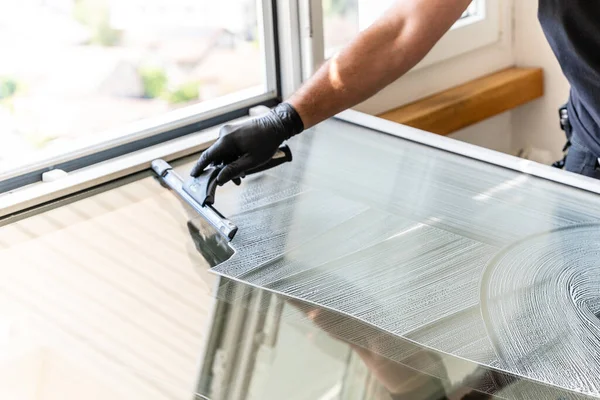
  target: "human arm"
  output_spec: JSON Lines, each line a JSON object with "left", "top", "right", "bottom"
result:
{"left": 289, "top": 0, "right": 473, "bottom": 128}
{"left": 192, "top": 0, "right": 472, "bottom": 184}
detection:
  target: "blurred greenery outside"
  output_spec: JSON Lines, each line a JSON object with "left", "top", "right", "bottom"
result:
{"left": 0, "top": 0, "right": 261, "bottom": 160}
{"left": 0, "top": 76, "right": 58, "bottom": 149}
{"left": 139, "top": 67, "right": 167, "bottom": 99}
{"left": 167, "top": 81, "right": 201, "bottom": 104}
{"left": 25, "top": 132, "right": 59, "bottom": 150}
{"left": 0, "top": 77, "right": 18, "bottom": 100}
{"left": 323, "top": 0, "right": 358, "bottom": 17}
{"left": 139, "top": 67, "right": 202, "bottom": 104}
{"left": 2, "top": 0, "right": 205, "bottom": 123}
{"left": 73, "top": 0, "right": 122, "bottom": 46}
{"left": 323, "top": 0, "right": 357, "bottom": 16}
{"left": 74, "top": 0, "right": 200, "bottom": 104}
{"left": 0, "top": 76, "right": 22, "bottom": 115}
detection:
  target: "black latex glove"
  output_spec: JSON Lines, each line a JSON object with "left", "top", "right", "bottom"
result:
{"left": 190, "top": 103, "right": 304, "bottom": 185}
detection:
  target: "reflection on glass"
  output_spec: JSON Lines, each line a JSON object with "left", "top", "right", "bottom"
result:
{"left": 210, "top": 118, "right": 600, "bottom": 398}
{"left": 202, "top": 279, "right": 592, "bottom": 400}
{"left": 0, "top": 0, "right": 264, "bottom": 170}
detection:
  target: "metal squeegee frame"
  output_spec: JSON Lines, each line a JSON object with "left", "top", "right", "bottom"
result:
{"left": 336, "top": 109, "right": 600, "bottom": 196}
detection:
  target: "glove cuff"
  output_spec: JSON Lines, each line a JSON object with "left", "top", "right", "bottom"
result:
{"left": 273, "top": 102, "right": 305, "bottom": 139}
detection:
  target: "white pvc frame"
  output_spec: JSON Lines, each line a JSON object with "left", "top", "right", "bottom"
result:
{"left": 259, "top": 0, "right": 280, "bottom": 95}
{"left": 299, "top": 0, "right": 325, "bottom": 82}
{"left": 276, "top": 0, "right": 304, "bottom": 98}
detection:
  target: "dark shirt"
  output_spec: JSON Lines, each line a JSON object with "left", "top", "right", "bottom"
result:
{"left": 538, "top": 0, "right": 600, "bottom": 156}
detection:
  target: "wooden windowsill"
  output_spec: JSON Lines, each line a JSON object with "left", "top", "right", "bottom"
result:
{"left": 378, "top": 67, "right": 544, "bottom": 136}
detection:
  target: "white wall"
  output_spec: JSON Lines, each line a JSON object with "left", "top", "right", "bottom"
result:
{"left": 355, "top": 0, "right": 514, "bottom": 117}
{"left": 354, "top": 0, "right": 570, "bottom": 159}
{"left": 450, "top": 113, "right": 513, "bottom": 153}
{"left": 354, "top": 0, "right": 515, "bottom": 154}
{"left": 512, "top": 1, "right": 570, "bottom": 161}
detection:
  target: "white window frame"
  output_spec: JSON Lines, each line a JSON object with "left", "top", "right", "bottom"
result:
{"left": 415, "top": 0, "right": 500, "bottom": 71}
{"left": 0, "top": 0, "right": 280, "bottom": 194}
{"left": 299, "top": 0, "right": 501, "bottom": 80}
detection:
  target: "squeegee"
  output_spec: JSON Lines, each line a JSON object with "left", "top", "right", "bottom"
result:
{"left": 152, "top": 145, "right": 292, "bottom": 241}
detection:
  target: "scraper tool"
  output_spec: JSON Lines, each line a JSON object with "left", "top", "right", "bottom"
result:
{"left": 152, "top": 145, "right": 292, "bottom": 241}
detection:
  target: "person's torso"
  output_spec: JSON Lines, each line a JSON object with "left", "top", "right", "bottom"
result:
{"left": 538, "top": 0, "right": 600, "bottom": 155}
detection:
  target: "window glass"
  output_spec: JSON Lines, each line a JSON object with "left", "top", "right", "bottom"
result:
{"left": 0, "top": 0, "right": 271, "bottom": 171}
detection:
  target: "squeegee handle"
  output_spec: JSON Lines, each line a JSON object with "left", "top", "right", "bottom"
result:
{"left": 244, "top": 145, "right": 293, "bottom": 176}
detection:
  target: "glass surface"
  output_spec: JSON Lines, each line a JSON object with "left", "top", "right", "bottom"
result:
{"left": 0, "top": 0, "right": 267, "bottom": 172}
{"left": 323, "top": 0, "right": 481, "bottom": 57}
{"left": 0, "top": 160, "right": 504, "bottom": 400}
{"left": 212, "top": 119, "right": 600, "bottom": 398}
{"left": 1, "top": 118, "right": 599, "bottom": 399}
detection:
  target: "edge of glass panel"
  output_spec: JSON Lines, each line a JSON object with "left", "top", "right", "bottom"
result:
{"left": 336, "top": 110, "right": 600, "bottom": 195}
{"left": 0, "top": 0, "right": 281, "bottom": 193}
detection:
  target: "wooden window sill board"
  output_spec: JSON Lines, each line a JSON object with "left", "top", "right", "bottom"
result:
{"left": 377, "top": 67, "right": 544, "bottom": 136}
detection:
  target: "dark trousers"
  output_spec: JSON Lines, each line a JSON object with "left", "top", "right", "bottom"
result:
{"left": 564, "top": 134, "right": 600, "bottom": 179}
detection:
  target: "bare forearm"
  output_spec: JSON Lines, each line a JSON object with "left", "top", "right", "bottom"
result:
{"left": 289, "top": 0, "right": 471, "bottom": 128}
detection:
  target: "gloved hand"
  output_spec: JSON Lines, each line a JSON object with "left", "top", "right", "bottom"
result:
{"left": 190, "top": 103, "right": 304, "bottom": 185}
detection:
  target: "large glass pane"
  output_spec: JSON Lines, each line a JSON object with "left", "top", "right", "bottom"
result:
{"left": 0, "top": 0, "right": 272, "bottom": 173}
{"left": 208, "top": 118, "right": 600, "bottom": 398}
